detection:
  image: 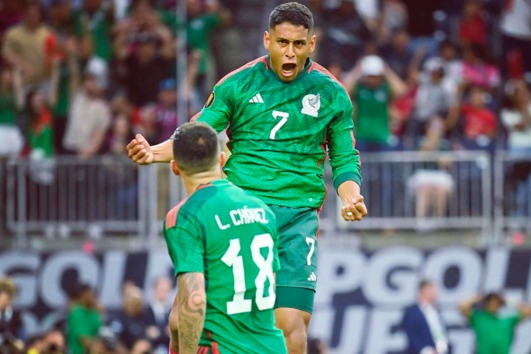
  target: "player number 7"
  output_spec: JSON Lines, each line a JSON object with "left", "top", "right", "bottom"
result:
{"left": 305, "top": 237, "right": 315, "bottom": 266}
{"left": 270, "top": 110, "right": 289, "bottom": 140}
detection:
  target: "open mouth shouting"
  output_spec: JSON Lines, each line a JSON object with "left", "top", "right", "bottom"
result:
{"left": 281, "top": 63, "right": 297, "bottom": 79}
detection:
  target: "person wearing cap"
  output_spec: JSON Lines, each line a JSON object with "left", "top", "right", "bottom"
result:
{"left": 459, "top": 292, "right": 531, "bottom": 354}
{"left": 407, "top": 57, "right": 453, "bottom": 149}
{"left": 344, "top": 54, "right": 407, "bottom": 152}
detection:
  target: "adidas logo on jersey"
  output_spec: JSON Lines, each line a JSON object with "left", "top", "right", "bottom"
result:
{"left": 249, "top": 93, "right": 264, "bottom": 103}
{"left": 307, "top": 272, "right": 317, "bottom": 282}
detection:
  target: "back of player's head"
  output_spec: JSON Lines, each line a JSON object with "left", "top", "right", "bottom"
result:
{"left": 171, "top": 122, "right": 220, "bottom": 174}
{"left": 269, "top": 2, "right": 314, "bottom": 31}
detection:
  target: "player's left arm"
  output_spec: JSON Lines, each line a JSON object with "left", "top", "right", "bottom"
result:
{"left": 327, "top": 92, "right": 367, "bottom": 221}
{"left": 170, "top": 272, "right": 206, "bottom": 354}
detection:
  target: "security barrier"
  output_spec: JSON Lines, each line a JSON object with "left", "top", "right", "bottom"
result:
{"left": 2, "top": 151, "right": 530, "bottom": 246}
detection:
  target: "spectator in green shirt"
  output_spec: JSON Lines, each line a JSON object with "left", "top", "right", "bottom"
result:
{"left": 459, "top": 292, "right": 531, "bottom": 354}
{"left": 66, "top": 284, "right": 103, "bottom": 354}
{"left": 344, "top": 55, "right": 407, "bottom": 152}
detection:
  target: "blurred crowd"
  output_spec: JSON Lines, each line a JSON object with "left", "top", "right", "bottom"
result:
{"left": 0, "top": 275, "right": 176, "bottom": 354}
{"left": 0, "top": 0, "right": 528, "bottom": 166}
{"left": 309, "top": 0, "right": 530, "bottom": 156}
{"left": 0, "top": 0, "right": 233, "bottom": 165}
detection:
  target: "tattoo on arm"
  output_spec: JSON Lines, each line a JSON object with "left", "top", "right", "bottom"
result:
{"left": 176, "top": 272, "right": 206, "bottom": 354}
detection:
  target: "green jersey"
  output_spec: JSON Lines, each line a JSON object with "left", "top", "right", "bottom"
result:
{"left": 354, "top": 82, "right": 392, "bottom": 143}
{"left": 192, "top": 55, "right": 361, "bottom": 208}
{"left": 470, "top": 309, "right": 520, "bottom": 354}
{"left": 164, "top": 180, "right": 287, "bottom": 354}
{"left": 66, "top": 305, "right": 102, "bottom": 354}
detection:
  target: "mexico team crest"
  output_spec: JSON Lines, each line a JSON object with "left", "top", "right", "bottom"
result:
{"left": 301, "top": 94, "right": 320, "bottom": 117}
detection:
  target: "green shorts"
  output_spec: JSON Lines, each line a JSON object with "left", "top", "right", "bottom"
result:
{"left": 268, "top": 205, "right": 318, "bottom": 313}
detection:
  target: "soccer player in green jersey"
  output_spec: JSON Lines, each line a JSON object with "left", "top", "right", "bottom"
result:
{"left": 165, "top": 122, "right": 286, "bottom": 354}
{"left": 127, "top": 3, "right": 367, "bottom": 353}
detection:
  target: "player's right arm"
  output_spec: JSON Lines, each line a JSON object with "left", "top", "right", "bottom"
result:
{"left": 172, "top": 272, "right": 206, "bottom": 354}
{"left": 127, "top": 81, "right": 234, "bottom": 165}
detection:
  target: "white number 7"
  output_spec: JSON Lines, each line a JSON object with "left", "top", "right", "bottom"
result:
{"left": 270, "top": 110, "right": 289, "bottom": 140}
{"left": 305, "top": 237, "right": 315, "bottom": 266}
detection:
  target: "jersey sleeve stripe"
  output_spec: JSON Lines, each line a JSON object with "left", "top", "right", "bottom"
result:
{"left": 215, "top": 56, "right": 267, "bottom": 86}
{"left": 308, "top": 62, "right": 350, "bottom": 96}
{"left": 165, "top": 198, "right": 188, "bottom": 229}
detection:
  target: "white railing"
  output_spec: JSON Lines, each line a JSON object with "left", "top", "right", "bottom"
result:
{"left": 2, "top": 151, "right": 530, "bottom": 247}
{"left": 4, "top": 156, "right": 146, "bottom": 246}
{"left": 494, "top": 151, "right": 531, "bottom": 243}
{"left": 336, "top": 151, "right": 493, "bottom": 243}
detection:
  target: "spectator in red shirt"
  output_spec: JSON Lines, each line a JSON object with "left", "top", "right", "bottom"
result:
{"left": 459, "top": 0, "right": 487, "bottom": 47}
{"left": 448, "top": 85, "right": 497, "bottom": 152}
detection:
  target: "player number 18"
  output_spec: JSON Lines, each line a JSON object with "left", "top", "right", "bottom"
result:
{"left": 221, "top": 234, "right": 276, "bottom": 315}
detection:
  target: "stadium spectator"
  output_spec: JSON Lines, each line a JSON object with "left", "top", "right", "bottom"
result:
{"left": 437, "top": 40, "right": 462, "bottom": 100}
{"left": 380, "top": 29, "right": 416, "bottom": 80}
{"left": 501, "top": 79, "right": 531, "bottom": 219}
{"left": 49, "top": 36, "right": 80, "bottom": 153}
{"left": 63, "top": 56, "right": 111, "bottom": 158}
{"left": 108, "top": 285, "right": 150, "bottom": 350}
{"left": 500, "top": 0, "right": 531, "bottom": 76}
{"left": 26, "top": 332, "right": 47, "bottom": 354}
{"left": 501, "top": 79, "right": 531, "bottom": 154}
{"left": 25, "top": 87, "right": 55, "bottom": 185}
{"left": 74, "top": 0, "right": 114, "bottom": 62}
{"left": 461, "top": 45, "right": 500, "bottom": 91}
{"left": 144, "top": 277, "right": 172, "bottom": 353}
{"left": 378, "top": 0, "right": 408, "bottom": 44}
{"left": 447, "top": 85, "right": 497, "bottom": 152}
{"left": 40, "top": 329, "right": 66, "bottom": 354}
{"left": 317, "top": 0, "right": 372, "bottom": 71}
{"left": 406, "top": 58, "right": 453, "bottom": 149}
{"left": 345, "top": 55, "right": 407, "bottom": 152}
{"left": 0, "top": 65, "right": 24, "bottom": 158}
{"left": 49, "top": 0, "right": 76, "bottom": 38}
{"left": 0, "top": 276, "right": 25, "bottom": 352}
{"left": 184, "top": 0, "right": 230, "bottom": 103}
{"left": 458, "top": 0, "right": 487, "bottom": 47}
{"left": 402, "top": 280, "right": 449, "bottom": 354}
{"left": 407, "top": 118, "right": 454, "bottom": 229}
{"left": 115, "top": 28, "right": 173, "bottom": 107}
{"left": 459, "top": 293, "right": 531, "bottom": 354}
{"left": 152, "top": 78, "right": 179, "bottom": 143}
{"left": 66, "top": 283, "right": 103, "bottom": 354}
{"left": 2, "top": 1, "right": 56, "bottom": 87}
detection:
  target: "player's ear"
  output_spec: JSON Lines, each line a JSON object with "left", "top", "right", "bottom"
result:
{"left": 309, "top": 34, "right": 316, "bottom": 53}
{"left": 219, "top": 152, "right": 227, "bottom": 168}
{"left": 170, "top": 160, "right": 181, "bottom": 176}
{"left": 263, "top": 31, "right": 270, "bottom": 51}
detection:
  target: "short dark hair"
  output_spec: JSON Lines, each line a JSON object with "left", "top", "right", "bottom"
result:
{"left": 172, "top": 122, "right": 220, "bottom": 174}
{"left": 269, "top": 2, "right": 314, "bottom": 31}
{"left": 484, "top": 292, "right": 505, "bottom": 305}
{"left": 418, "top": 279, "right": 433, "bottom": 291}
